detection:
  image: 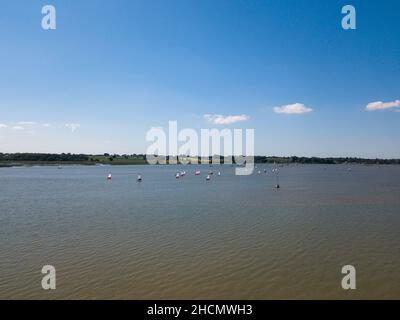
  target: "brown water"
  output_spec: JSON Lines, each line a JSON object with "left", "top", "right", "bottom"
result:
{"left": 1, "top": 164, "right": 400, "bottom": 299}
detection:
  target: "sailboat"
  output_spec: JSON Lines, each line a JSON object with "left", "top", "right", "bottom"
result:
{"left": 195, "top": 170, "right": 201, "bottom": 176}
{"left": 206, "top": 174, "right": 211, "bottom": 181}
{"left": 107, "top": 173, "right": 112, "bottom": 180}
{"left": 137, "top": 174, "right": 142, "bottom": 182}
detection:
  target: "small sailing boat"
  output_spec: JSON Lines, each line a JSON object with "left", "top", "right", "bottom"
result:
{"left": 137, "top": 174, "right": 142, "bottom": 182}
{"left": 206, "top": 174, "right": 211, "bottom": 181}
{"left": 176, "top": 173, "right": 180, "bottom": 179}
{"left": 217, "top": 171, "right": 221, "bottom": 176}
{"left": 195, "top": 170, "right": 201, "bottom": 176}
{"left": 107, "top": 173, "right": 112, "bottom": 180}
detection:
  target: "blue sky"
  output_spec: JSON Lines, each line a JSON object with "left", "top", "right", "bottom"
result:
{"left": 0, "top": 0, "right": 399, "bottom": 157}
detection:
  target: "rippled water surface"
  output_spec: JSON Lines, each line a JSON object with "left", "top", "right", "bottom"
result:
{"left": 1, "top": 164, "right": 400, "bottom": 299}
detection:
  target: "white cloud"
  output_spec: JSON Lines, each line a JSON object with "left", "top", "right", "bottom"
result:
{"left": 365, "top": 100, "right": 400, "bottom": 111}
{"left": 204, "top": 114, "right": 250, "bottom": 125}
{"left": 65, "top": 123, "right": 81, "bottom": 132}
{"left": 12, "top": 126, "right": 24, "bottom": 130}
{"left": 273, "top": 103, "right": 313, "bottom": 115}
{"left": 42, "top": 123, "right": 51, "bottom": 127}
{"left": 0, "top": 124, "right": 8, "bottom": 129}
{"left": 17, "top": 121, "right": 37, "bottom": 125}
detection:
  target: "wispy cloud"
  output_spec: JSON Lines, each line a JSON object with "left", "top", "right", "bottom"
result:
{"left": 365, "top": 100, "right": 400, "bottom": 111}
{"left": 273, "top": 103, "right": 313, "bottom": 115}
{"left": 1, "top": 122, "right": 74, "bottom": 132}
{"left": 65, "top": 123, "right": 81, "bottom": 132}
{"left": 17, "top": 121, "right": 37, "bottom": 125}
{"left": 204, "top": 114, "right": 250, "bottom": 125}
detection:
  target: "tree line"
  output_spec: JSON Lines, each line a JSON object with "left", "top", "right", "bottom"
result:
{"left": 0, "top": 153, "right": 89, "bottom": 162}
{"left": 1, "top": 153, "right": 399, "bottom": 165}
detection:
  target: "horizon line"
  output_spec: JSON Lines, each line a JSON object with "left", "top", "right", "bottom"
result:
{"left": 1, "top": 152, "right": 400, "bottom": 161}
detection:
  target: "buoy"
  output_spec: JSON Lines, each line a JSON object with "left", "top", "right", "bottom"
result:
{"left": 273, "top": 167, "right": 280, "bottom": 188}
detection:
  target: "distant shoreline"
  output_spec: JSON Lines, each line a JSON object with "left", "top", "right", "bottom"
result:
{"left": 0, "top": 161, "right": 147, "bottom": 168}
{"left": 1, "top": 153, "right": 400, "bottom": 168}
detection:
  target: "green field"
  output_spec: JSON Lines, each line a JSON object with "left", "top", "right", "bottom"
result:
{"left": 89, "top": 155, "right": 147, "bottom": 165}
